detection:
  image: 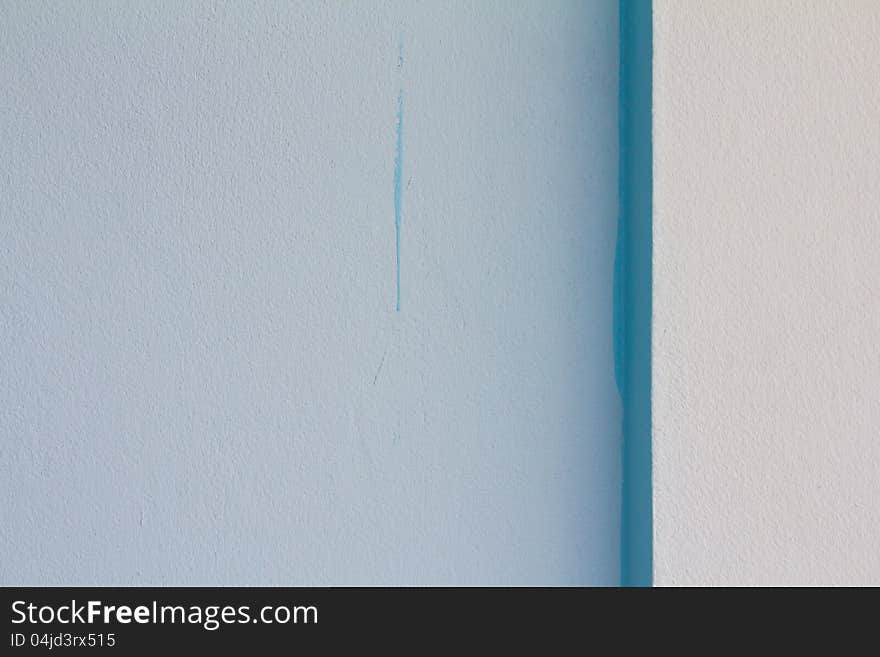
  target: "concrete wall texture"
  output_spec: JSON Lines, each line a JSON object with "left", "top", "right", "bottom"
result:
{"left": 654, "top": 1, "right": 880, "bottom": 585}
{"left": 0, "top": 2, "right": 621, "bottom": 584}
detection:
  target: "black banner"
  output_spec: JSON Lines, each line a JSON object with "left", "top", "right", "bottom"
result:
{"left": 2, "top": 587, "right": 631, "bottom": 652}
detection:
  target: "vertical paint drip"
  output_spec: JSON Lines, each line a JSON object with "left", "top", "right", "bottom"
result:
{"left": 394, "top": 91, "right": 403, "bottom": 311}
{"left": 394, "top": 41, "right": 404, "bottom": 312}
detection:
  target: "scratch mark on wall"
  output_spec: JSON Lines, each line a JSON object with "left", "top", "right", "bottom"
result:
{"left": 372, "top": 350, "right": 387, "bottom": 385}
{"left": 395, "top": 41, "right": 404, "bottom": 311}
{"left": 394, "top": 93, "right": 403, "bottom": 311}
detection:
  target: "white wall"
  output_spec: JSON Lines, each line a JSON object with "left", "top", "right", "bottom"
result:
{"left": 0, "top": 1, "right": 620, "bottom": 585}
{"left": 654, "top": 1, "right": 880, "bottom": 585}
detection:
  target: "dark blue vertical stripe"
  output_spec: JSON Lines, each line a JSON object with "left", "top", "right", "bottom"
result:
{"left": 616, "top": 0, "right": 653, "bottom": 587}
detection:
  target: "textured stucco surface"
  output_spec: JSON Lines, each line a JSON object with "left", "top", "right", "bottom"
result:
{"left": 654, "top": 1, "right": 880, "bottom": 585}
{"left": 0, "top": 1, "right": 620, "bottom": 584}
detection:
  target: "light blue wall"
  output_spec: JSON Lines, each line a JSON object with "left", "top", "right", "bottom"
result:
{"left": 0, "top": 1, "right": 619, "bottom": 585}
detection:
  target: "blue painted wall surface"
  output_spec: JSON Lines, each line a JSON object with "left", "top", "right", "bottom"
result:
{"left": 0, "top": 1, "right": 620, "bottom": 585}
